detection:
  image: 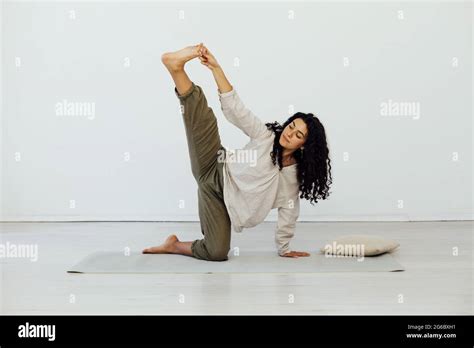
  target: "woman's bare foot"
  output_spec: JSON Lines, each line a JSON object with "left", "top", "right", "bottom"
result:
{"left": 161, "top": 43, "right": 204, "bottom": 72}
{"left": 142, "top": 234, "right": 179, "bottom": 254}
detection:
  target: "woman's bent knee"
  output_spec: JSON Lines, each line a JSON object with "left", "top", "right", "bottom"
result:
{"left": 207, "top": 246, "right": 230, "bottom": 261}
{"left": 192, "top": 240, "right": 230, "bottom": 261}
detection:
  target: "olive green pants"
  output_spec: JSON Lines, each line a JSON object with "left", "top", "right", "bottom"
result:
{"left": 174, "top": 82, "right": 231, "bottom": 261}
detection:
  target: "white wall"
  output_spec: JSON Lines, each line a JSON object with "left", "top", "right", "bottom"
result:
{"left": 1, "top": 1, "right": 472, "bottom": 222}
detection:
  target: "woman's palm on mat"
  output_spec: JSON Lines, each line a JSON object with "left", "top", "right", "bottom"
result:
{"left": 282, "top": 251, "right": 311, "bottom": 258}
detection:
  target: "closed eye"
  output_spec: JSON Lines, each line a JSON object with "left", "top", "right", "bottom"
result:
{"left": 290, "top": 123, "right": 303, "bottom": 139}
{"left": 292, "top": 122, "right": 305, "bottom": 139}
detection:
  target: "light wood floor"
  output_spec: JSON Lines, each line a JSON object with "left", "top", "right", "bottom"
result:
{"left": 0, "top": 221, "right": 472, "bottom": 314}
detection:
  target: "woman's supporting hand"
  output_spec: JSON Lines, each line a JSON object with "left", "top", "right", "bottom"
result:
{"left": 198, "top": 45, "right": 220, "bottom": 71}
{"left": 281, "top": 251, "right": 311, "bottom": 258}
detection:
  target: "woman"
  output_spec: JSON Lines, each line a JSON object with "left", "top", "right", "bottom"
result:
{"left": 143, "top": 43, "right": 333, "bottom": 261}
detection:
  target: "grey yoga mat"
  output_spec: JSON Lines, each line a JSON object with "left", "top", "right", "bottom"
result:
{"left": 68, "top": 251, "right": 405, "bottom": 273}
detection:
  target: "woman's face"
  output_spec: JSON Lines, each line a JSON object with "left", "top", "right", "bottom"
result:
{"left": 279, "top": 118, "right": 308, "bottom": 150}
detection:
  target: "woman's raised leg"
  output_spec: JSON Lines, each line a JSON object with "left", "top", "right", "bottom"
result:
{"left": 142, "top": 44, "right": 231, "bottom": 261}
{"left": 161, "top": 43, "right": 203, "bottom": 95}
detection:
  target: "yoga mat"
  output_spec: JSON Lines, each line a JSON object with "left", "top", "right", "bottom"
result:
{"left": 68, "top": 251, "right": 405, "bottom": 273}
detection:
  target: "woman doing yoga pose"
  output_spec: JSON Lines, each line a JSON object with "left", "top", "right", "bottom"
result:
{"left": 143, "top": 43, "right": 332, "bottom": 261}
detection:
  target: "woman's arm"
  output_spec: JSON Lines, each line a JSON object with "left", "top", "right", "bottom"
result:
{"left": 211, "top": 66, "right": 233, "bottom": 94}
{"left": 217, "top": 87, "right": 269, "bottom": 139}
{"left": 275, "top": 197, "right": 311, "bottom": 258}
{"left": 199, "top": 45, "right": 269, "bottom": 139}
{"left": 198, "top": 46, "right": 233, "bottom": 93}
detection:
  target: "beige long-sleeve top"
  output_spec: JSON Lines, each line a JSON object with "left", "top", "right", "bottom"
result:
{"left": 217, "top": 86, "right": 300, "bottom": 256}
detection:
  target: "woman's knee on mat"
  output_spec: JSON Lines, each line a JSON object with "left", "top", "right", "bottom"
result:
{"left": 191, "top": 238, "right": 230, "bottom": 261}
{"left": 207, "top": 244, "right": 230, "bottom": 261}
{"left": 202, "top": 234, "right": 230, "bottom": 260}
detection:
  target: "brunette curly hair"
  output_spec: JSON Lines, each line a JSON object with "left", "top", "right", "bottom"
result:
{"left": 265, "top": 112, "right": 333, "bottom": 205}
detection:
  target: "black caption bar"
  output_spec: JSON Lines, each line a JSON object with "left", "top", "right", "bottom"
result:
{"left": 0, "top": 315, "right": 472, "bottom": 346}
